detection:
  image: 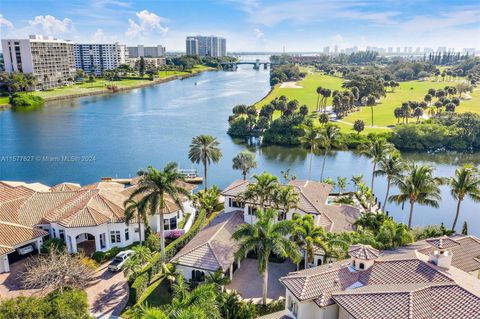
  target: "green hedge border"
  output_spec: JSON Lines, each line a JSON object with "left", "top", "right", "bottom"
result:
{"left": 129, "top": 209, "right": 208, "bottom": 304}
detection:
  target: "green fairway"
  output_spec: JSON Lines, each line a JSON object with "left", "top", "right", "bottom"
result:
{"left": 254, "top": 71, "right": 479, "bottom": 133}
{"left": 255, "top": 73, "right": 343, "bottom": 109}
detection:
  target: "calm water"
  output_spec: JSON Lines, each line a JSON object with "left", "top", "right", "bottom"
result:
{"left": 0, "top": 65, "right": 479, "bottom": 234}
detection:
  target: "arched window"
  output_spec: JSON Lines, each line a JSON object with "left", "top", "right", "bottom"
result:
{"left": 352, "top": 260, "right": 356, "bottom": 267}
{"left": 359, "top": 263, "right": 365, "bottom": 270}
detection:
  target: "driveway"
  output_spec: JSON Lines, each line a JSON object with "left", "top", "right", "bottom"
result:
{"left": 86, "top": 262, "right": 129, "bottom": 318}
{"left": 0, "top": 257, "right": 128, "bottom": 318}
{"left": 227, "top": 258, "right": 296, "bottom": 303}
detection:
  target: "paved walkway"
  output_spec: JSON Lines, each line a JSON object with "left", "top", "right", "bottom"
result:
{"left": 86, "top": 262, "right": 129, "bottom": 318}
{"left": 0, "top": 257, "right": 128, "bottom": 318}
{"left": 227, "top": 258, "right": 296, "bottom": 303}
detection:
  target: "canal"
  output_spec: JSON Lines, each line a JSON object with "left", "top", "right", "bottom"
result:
{"left": 0, "top": 65, "right": 479, "bottom": 234}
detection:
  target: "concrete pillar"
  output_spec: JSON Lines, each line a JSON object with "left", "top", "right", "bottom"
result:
{"left": 36, "top": 239, "right": 42, "bottom": 253}
{"left": 71, "top": 236, "right": 78, "bottom": 253}
{"left": 237, "top": 258, "right": 241, "bottom": 269}
{"left": 156, "top": 214, "right": 161, "bottom": 233}
{"left": 94, "top": 234, "right": 102, "bottom": 252}
{"left": 229, "top": 265, "right": 233, "bottom": 280}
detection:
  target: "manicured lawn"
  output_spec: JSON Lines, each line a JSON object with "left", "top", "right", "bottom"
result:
{"left": 0, "top": 96, "right": 9, "bottom": 106}
{"left": 255, "top": 73, "right": 343, "bottom": 109}
{"left": 141, "top": 278, "right": 172, "bottom": 307}
{"left": 254, "top": 71, "right": 479, "bottom": 134}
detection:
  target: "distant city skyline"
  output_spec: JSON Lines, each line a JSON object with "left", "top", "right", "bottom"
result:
{"left": 0, "top": 0, "right": 479, "bottom": 52}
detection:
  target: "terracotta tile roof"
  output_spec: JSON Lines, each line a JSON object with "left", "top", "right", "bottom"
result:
{"left": 171, "top": 210, "right": 244, "bottom": 272}
{"left": 332, "top": 283, "right": 480, "bottom": 319}
{"left": 1, "top": 181, "right": 50, "bottom": 192}
{"left": 0, "top": 221, "right": 48, "bottom": 249}
{"left": 281, "top": 257, "right": 453, "bottom": 306}
{"left": 418, "top": 235, "right": 480, "bottom": 273}
{"left": 348, "top": 244, "right": 380, "bottom": 260}
{"left": 50, "top": 182, "right": 81, "bottom": 192}
{"left": 0, "top": 182, "right": 35, "bottom": 203}
{"left": 222, "top": 179, "right": 359, "bottom": 233}
{"left": 425, "top": 236, "right": 461, "bottom": 249}
{"left": 0, "top": 196, "right": 31, "bottom": 224}
{"left": 0, "top": 245, "right": 15, "bottom": 256}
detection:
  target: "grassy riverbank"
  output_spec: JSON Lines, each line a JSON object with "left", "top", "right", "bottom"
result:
{"left": 255, "top": 71, "right": 479, "bottom": 134}
{"left": 1, "top": 65, "right": 213, "bottom": 106}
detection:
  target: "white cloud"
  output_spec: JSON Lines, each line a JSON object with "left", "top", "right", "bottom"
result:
{"left": 0, "top": 14, "right": 13, "bottom": 28}
{"left": 125, "top": 10, "right": 168, "bottom": 38}
{"left": 254, "top": 28, "right": 264, "bottom": 39}
{"left": 28, "top": 15, "right": 74, "bottom": 35}
{"left": 92, "top": 28, "right": 108, "bottom": 43}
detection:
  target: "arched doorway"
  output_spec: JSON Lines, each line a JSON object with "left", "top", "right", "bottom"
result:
{"left": 76, "top": 233, "right": 96, "bottom": 256}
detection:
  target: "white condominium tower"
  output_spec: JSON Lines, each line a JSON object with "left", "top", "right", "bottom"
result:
{"left": 127, "top": 45, "right": 166, "bottom": 58}
{"left": 1, "top": 35, "right": 76, "bottom": 90}
{"left": 74, "top": 43, "right": 128, "bottom": 75}
{"left": 185, "top": 35, "right": 226, "bottom": 57}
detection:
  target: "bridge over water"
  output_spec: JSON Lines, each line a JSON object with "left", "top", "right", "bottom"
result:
{"left": 221, "top": 59, "right": 277, "bottom": 70}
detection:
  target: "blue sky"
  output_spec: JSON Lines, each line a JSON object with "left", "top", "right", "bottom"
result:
{"left": 1, "top": 0, "right": 479, "bottom": 52}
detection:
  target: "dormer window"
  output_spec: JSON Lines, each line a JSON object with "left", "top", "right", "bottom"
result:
{"left": 359, "top": 263, "right": 365, "bottom": 270}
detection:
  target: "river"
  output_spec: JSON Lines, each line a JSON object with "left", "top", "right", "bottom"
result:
{"left": 0, "top": 65, "right": 479, "bottom": 235}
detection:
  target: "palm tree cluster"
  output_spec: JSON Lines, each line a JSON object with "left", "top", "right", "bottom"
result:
{"left": 299, "top": 124, "right": 344, "bottom": 181}
{"left": 315, "top": 86, "right": 332, "bottom": 112}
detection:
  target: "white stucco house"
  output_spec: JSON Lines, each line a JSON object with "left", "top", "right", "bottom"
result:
{"left": 222, "top": 179, "right": 361, "bottom": 234}
{"left": 0, "top": 179, "right": 196, "bottom": 273}
{"left": 259, "top": 236, "right": 480, "bottom": 319}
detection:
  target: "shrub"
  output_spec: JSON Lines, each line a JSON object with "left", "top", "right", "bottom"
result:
{"left": 41, "top": 238, "right": 66, "bottom": 253}
{"left": 10, "top": 94, "right": 44, "bottom": 110}
{"left": 130, "top": 272, "right": 149, "bottom": 304}
{"left": 145, "top": 233, "right": 161, "bottom": 252}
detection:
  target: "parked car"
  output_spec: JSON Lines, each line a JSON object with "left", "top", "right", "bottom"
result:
{"left": 108, "top": 250, "right": 134, "bottom": 272}
{"left": 17, "top": 245, "right": 34, "bottom": 255}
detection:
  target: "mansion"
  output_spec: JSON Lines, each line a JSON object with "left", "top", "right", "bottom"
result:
{"left": 0, "top": 179, "right": 196, "bottom": 273}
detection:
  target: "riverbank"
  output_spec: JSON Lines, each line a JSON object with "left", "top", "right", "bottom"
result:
{"left": 0, "top": 65, "right": 215, "bottom": 108}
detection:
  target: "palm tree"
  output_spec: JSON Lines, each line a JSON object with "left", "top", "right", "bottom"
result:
{"left": 232, "top": 208, "right": 300, "bottom": 305}
{"left": 366, "top": 94, "right": 376, "bottom": 127}
{"left": 193, "top": 185, "right": 222, "bottom": 216}
{"left": 123, "top": 245, "right": 151, "bottom": 277}
{"left": 337, "top": 177, "right": 347, "bottom": 195}
{"left": 449, "top": 164, "right": 480, "bottom": 231}
{"left": 319, "top": 125, "right": 343, "bottom": 181}
{"left": 359, "top": 140, "right": 395, "bottom": 193}
{"left": 205, "top": 268, "right": 231, "bottom": 292}
{"left": 131, "top": 163, "right": 190, "bottom": 261}
{"left": 274, "top": 185, "right": 299, "bottom": 220}
{"left": 242, "top": 172, "right": 280, "bottom": 208}
{"left": 188, "top": 135, "right": 222, "bottom": 190}
{"left": 232, "top": 150, "right": 257, "bottom": 180}
{"left": 293, "top": 214, "right": 327, "bottom": 268}
{"left": 124, "top": 198, "right": 149, "bottom": 245}
{"left": 161, "top": 263, "right": 179, "bottom": 290}
{"left": 389, "top": 163, "right": 444, "bottom": 229}
{"left": 299, "top": 125, "right": 322, "bottom": 180}
{"left": 374, "top": 155, "right": 405, "bottom": 211}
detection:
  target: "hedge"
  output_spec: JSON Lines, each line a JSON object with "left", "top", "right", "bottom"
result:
{"left": 129, "top": 209, "right": 208, "bottom": 303}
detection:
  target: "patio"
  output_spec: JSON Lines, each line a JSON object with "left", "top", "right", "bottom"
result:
{"left": 226, "top": 258, "right": 296, "bottom": 302}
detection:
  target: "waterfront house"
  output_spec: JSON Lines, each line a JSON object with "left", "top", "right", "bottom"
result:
{"left": 259, "top": 235, "right": 480, "bottom": 319}
{"left": 171, "top": 210, "right": 244, "bottom": 281}
{"left": 0, "top": 179, "right": 196, "bottom": 273}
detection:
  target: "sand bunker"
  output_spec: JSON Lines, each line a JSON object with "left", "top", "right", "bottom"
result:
{"left": 279, "top": 81, "right": 303, "bottom": 89}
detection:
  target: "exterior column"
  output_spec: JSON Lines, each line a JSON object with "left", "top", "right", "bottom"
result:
{"left": 94, "top": 234, "right": 102, "bottom": 252}
{"left": 237, "top": 258, "right": 241, "bottom": 269}
{"left": 71, "top": 236, "right": 78, "bottom": 253}
{"left": 156, "top": 214, "right": 161, "bottom": 233}
{"left": 36, "top": 239, "right": 42, "bottom": 253}
{"left": 229, "top": 264, "right": 233, "bottom": 280}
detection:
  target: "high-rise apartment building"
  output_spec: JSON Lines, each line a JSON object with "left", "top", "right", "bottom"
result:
{"left": 323, "top": 46, "right": 330, "bottom": 54}
{"left": 1, "top": 35, "right": 76, "bottom": 89}
{"left": 127, "top": 45, "right": 166, "bottom": 58}
{"left": 185, "top": 35, "right": 226, "bottom": 57}
{"left": 74, "top": 43, "right": 128, "bottom": 75}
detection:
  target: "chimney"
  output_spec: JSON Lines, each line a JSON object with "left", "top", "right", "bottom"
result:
{"left": 425, "top": 236, "right": 459, "bottom": 270}
{"left": 428, "top": 249, "right": 453, "bottom": 269}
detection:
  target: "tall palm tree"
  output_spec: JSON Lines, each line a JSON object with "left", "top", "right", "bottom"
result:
{"left": 274, "top": 185, "right": 299, "bottom": 221}
{"left": 449, "top": 164, "right": 480, "bottom": 231}
{"left": 233, "top": 208, "right": 300, "bottom": 305}
{"left": 319, "top": 125, "right": 343, "bottom": 181}
{"left": 374, "top": 154, "right": 405, "bottom": 212}
{"left": 123, "top": 198, "right": 149, "bottom": 245}
{"left": 131, "top": 163, "right": 190, "bottom": 261}
{"left": 389, "top": 163, "right": 444, "bottom": 229}
{"left": 293, "top": 214, "right": 327, "bottom": 268}
{"left": 232, "top": 150, "right": 257, "bottom": 181}
{"left": 299, "top": 125, "right": 322, "bottom": 180}
{"left": 188, "top": 135, "right": 222, "bottom": 190}
{"left": 360, "top": 139, "right": 395, "bottom": 193}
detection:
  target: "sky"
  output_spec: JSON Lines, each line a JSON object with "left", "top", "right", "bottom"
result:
{"left": 0, "top": 0, "right": 479, "bottom": 52}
